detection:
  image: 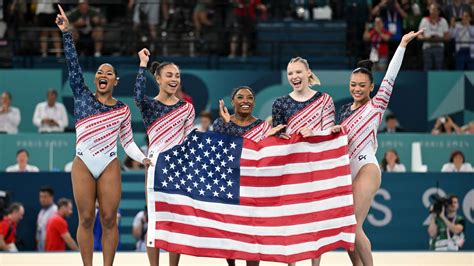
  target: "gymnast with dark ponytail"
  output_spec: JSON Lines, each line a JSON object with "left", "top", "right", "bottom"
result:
{"left": 134, "top": 48, "right": 195, "bottom": 266}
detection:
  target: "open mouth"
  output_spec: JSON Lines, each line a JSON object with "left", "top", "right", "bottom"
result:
{"left": 168, "top": 82, "right": 178, "bottom": 88}
{"left": 99, "top": 79, "right": 108, "bottom": 89}
{"left": 240, "top": 104, "right": 251, "bottom": 110}
{"left": 292, "top": 80, "right": 302, "bottom": 89}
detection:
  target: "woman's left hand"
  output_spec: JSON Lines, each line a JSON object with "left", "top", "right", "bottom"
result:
{"left": 142, "top": 158, "right": 153, "bottom": 168}
{"left": 400, "top": 29, "right": 424, "bottom": 47}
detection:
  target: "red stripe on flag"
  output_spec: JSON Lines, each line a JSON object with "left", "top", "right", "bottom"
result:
{"left": 156, "top": 221, "right": 355, "bottom": 246}
{"left": 240, "top": 185, "right": 353, "bottom": 207}
{"left": 240, "top": 165, "right": 350, "bottom": 187}
{"left": 154, "top": 202, "right": 354, "bottom": 227}
{"left": 155, "top": 239, "right": 354, "bottom": 264}
{"left": 242, "top": 132, "right": 344, "bottom": 152}
{"left": 240, "top": 145, "right": 348, "bottom": 167}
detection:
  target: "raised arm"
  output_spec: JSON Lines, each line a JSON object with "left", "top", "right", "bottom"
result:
{"left": 135, "top": 48, "right": 151, "bottom": 112}
{"left": 55, "top": 5, "right": 88, "bottom": 98}
{"left": 373, "top": 30, "right": 423, "bottom": 111}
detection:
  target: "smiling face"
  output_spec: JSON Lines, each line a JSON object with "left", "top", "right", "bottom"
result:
{"left": 156, "top": 64, "right": 180, "bottom": 95}
{"left": 232, "top": 88, "right": 255, "bottom": 116}
{"left": 349, "top": 72, "right": 374, "bottom": 104}
{"left": 287, "top": 61, "right": 311, "bottom": 92}
{"left": 385, "top": 150, "right": 398, "bottom": 165}
{"left": 94, "top": 64, "right": 118, "bottom": 95}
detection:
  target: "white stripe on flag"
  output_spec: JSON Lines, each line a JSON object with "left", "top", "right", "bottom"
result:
{"left": 155, "top": 192, "right": 354, "bottom": 217}
{"left": 155, "top": 212, "right": 356, "bottom": 236}
{"left": 155, "top": 230, "right": 355, "bottom": 255}
{"left": 241, "top": 134, "right": 347, "bottom": 160}
{"left": 240, "top": 155, "right": 349, "bottom": 177}
{"left": 240, "top": 175, "right": 352, "bottom": 197}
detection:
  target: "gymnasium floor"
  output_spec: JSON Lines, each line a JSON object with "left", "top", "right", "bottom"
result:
{"left": 0, "top": 251, "right": 473, "bottom": 265}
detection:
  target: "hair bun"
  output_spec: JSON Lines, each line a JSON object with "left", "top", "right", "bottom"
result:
{"left": 150, "top": 61, "right": 160, "bottom": 75}
{"left": 357, "top": 59, "right": 374, "bottom": 71}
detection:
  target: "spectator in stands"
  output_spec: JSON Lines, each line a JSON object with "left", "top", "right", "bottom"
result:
{"left": 428, "top": 194, "right": 465, "bottom": 250}
{"left": 67, "top": 0, "right": 105, "bottom": 57}
{"left": 380, "top": 149, "right": 406, "bottom": 172}
{"left": 45, "top": 198, "right": 78, "bottom": 251}
{"left": 36, "top": 186, "right": 57, "bottom": 251}
{"left": 431, "top": 115, "right": 462, "bottom": 135}
{"left": 0, "top": 91, "right": 21, "bottom": 134}
{"left": 380, "top": 113, "right": 404, "bottom": 133}
{"left": 229, "top": 0, "right": 267, "bottom": 58}
{"left": 443, "top": 0, "right": 472, "bottom": 25}
{"left": 193, "top": 0, "right": 213, "bottom": 38}
{"left": 400, "top": 0, "right": 423, "bottom": 33}
{"left": 371, "top": 0, "right": 408, "bottom": 42}
{"left": 0, "top": 202, "right": 24, "bottom": 252}
{"left": 5, "top": 149, "right": 40, "bottom": 172}
{"left": 461, "top": 121, "right": 474, "bottom": 134}
{"left": 128, "top": 0, "right": 160, "bottom": 52}
{"left": 363, "top": 17, "right": 392, "bottom": 71}
{"left": 449, "top": 10, "right": 474, "bottom": 70}
{"left": 176, "top": 85, "right": 193, "bottom": 104}
{"left": 441, "top": 150, "right": 473, "bottom": 172}
{"left": 122, "top": 155, "right": 144, "bottom": 171}
{"left": 33, "top": 89, "right": 69, "bottom": 133}
{"left": 417, "top": 3, "right": 449, "bottom": 70}
{"left": 36, "top": 1, "right": 61, "bottom": 57}
{"left": 195, "top": 111, "right": 213, "bottom": 132}
{"left": 0, "top": 0, "right": 7, "bottom": 39}
{"left": 132, "top": 206, "right": 147, "bottom": 252}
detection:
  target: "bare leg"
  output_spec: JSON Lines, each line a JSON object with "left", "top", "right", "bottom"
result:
{"left": 310, "top": 257, "right": 321, "bottom": 266}
{"left": 51, "top": 31, "right": 62, "bottom": 57}
{"left": 169, "top": 252, "right": 181, "bottom": 266}
{"left": 347, "top": 164, "right": 381, "bottom": 266}
{"left": 226, "top": 259, "right": 236, "bottom": 266}
{"left": 97, "top": 159, "right": 121, "bottom": 266}
{"left": 246, "top": 260, "right": 260, "bottom": 266}
{"left": 92, "top": 28, "right": 104, "bottom": 55}
{"left": 347, "top": 248, "right": 363, "bottom": 266}
{"left": 71, "top": 157, "right": 97, "bottom": 266}
{"left": 40, "top": 31, "right": 48, "bottom": 56}
{"left": 229, "top": 35, "right": 238, "bottom": 57}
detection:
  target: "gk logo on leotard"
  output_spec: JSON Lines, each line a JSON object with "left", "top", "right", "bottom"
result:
{"left": 110, "top": 152, "right": 116, "bottom": 157}
{"left": 77, "top": 152, "right": 83, "bottom": 156}
{"left": 358, "top": 155, "right": 367, "bottom": 161}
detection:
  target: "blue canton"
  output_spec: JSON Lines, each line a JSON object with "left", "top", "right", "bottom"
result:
{"left": 134, "top": 68, "right": 186, "bottom": 129}
{"left": 63, "top": 31, "right": 125, "bottom": 123}
{"left": 155, "top": 130, "right": 243, "bottom": 204}
{"left": 271, "top": 92, "right": 322, "bottom": 127}
{"left": 211, "top": 118, "right": 264, "bottom": 137}
{"left": 338, "top": 102, "right": 357, "bottom": 124}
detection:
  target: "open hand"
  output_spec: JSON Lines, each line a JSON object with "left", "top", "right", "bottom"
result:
{"left": 265, "top": 124, "right": 286, "bottom": 137}
{"left": 400, "top": 29, "right": 424, "bottom": 47}
{"left": 219, "top": 99, "right": 230, "bottom": 123}
{"left": 55, "top": 5, "right": 70, "bottom": 32}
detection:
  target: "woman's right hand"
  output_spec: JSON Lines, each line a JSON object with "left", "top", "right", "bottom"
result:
{"left": 219, "top": 99, "right": 231, "bottom": 123}
{"left": 55, "top": 5, "right": 70, "bottom": 32}
{"left": 138, "top": 48, "right": 150, "bottom": 67}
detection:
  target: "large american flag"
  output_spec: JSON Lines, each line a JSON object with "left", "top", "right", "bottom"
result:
{"left": 149, "top": 130, "right": 356, "bottom": 263}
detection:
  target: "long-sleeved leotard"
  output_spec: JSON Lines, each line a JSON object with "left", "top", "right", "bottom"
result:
{"left": 63, "top": 31, "right": 145, "bottom": 179}
{"left": 211, "top": 117, "right": 271, "bottom": 142}
{"left": 272, "top": 92, "right": 335, "bottom": 134}
{"left": 134, "top": 67, "right": 195, "bottom": 159}
{"left": 338, "top": 46, "right": 406, "bottom": 161}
